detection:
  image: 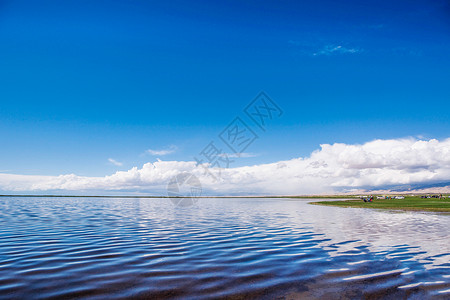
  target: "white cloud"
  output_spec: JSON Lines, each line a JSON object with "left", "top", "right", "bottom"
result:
{"left": 314, "top": 45, "right": 361, "bottom": 56}
{"left": 288, "top": 40, "right": 361, "bottom": 57}
{"left": 1, "top": 138, "right": 450, "bottom": 195}
{"left": 217, "top": 152, "right": 258, "bottom": 158}
{"left": 147, "top": 145, "right": 177, "bottom": 156}
{"left": 108, "top": 158, "right": 123, "bottom": 167}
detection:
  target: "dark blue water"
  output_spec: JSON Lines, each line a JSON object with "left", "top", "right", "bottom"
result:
{"left": 0, "top": 197, "right": 449, "bottom": 299}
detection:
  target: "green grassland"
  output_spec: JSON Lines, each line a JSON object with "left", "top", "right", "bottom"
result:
{"left": 311, "top": 196, "right": 450, "bottom": 212}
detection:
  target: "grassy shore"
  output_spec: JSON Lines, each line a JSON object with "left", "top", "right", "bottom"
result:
{"left": 311, "top": 196, "right": 450, "bottom": 212}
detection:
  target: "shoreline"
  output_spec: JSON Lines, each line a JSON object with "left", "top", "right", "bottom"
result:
{"left": 2, "top": 194, "right": 450, "bottom": 213}
{"left": 0, "top": 195, "right": 358, "bottom": 198}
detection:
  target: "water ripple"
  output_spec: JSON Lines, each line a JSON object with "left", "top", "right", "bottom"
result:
{"left": 0, "top": 197, "right": 449, "bottom": 299}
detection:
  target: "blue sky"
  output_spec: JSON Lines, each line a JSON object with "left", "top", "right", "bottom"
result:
{"left": 0, "top": 0, "right": 449, "bottom": 194}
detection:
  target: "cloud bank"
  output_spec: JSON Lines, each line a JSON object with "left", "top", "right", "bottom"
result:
{"left": 1, "top": 138, "right": 449, "bottom": 195}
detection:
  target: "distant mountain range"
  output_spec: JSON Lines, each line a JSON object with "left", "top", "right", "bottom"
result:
{"left": 358, "top": 181, "right": 450, "bottom": 194}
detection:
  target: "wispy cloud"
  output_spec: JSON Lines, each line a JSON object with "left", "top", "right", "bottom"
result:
{"left": 313, "top": 45, "right": 361, "bottom": 56}
{"left": 147, "top": 145, "right": 177, "bottom": 156}
{"left": 108, "top": 158, "right": 123, "bottom": 167}
{"left": 288, "top": 40, "right": 362, "bottom": 56}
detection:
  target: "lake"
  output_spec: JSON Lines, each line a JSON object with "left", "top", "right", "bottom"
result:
{"left": 0, "top": 197, "right": 449, "bottom": 299}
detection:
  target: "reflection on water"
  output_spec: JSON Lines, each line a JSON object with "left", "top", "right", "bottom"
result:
{"left": 0, "top": 197, "right": 449, "bottom": 299}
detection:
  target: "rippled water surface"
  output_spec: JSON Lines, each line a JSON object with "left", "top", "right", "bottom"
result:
{"left": 0, "top": 197, "right": 449, "bottom": 299}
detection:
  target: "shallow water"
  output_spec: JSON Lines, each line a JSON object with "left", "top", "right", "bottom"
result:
{"left": 0, "top": 197, "right": 449, "bottom": 299}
